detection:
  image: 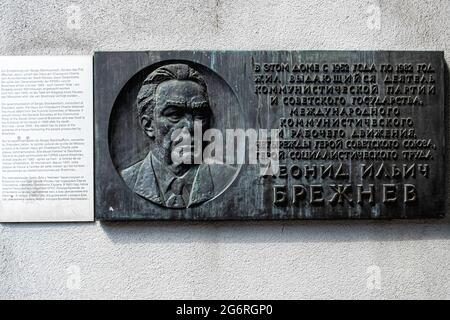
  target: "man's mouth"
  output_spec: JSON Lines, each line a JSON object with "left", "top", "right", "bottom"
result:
{"left": 171, "top": 144, "right": 203, "bottom": 165}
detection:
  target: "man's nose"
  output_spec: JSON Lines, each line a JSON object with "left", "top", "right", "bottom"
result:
{"left": 180, "top": 114, "right": 194, "bottom": 133}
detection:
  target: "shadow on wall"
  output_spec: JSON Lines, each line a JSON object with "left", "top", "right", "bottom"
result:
{"left": 95, "top": 216, "right": 450, "bottom": 244}
{"left": 1, "top": 212, "right": 450, "bottom": 244}
{"left": 1, "top": 62, "right": 449, "bottom": 246}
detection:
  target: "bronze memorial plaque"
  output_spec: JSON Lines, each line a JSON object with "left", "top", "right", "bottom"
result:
{"left": 94, "top": 51, "right": 446, "bottom": 220}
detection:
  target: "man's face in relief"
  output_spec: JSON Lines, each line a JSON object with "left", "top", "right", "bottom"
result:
{"left": 147, "top": 79, "right": 211, "bottom": 165}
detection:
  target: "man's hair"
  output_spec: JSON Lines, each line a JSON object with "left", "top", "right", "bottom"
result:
{"left": 136, "top": 63, "right": 207, "bottom": 119}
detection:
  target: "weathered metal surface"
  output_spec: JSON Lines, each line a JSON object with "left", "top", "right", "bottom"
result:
{"left": 94, "top": 51, "right": 446, "bottom": 220}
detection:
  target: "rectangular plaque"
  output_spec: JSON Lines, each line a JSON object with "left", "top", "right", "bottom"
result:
{"left": 0, "top": 56, "right": 94, "bottom": 222}
{"left": 94, "top": 51, "right": 446, "bottom": 220}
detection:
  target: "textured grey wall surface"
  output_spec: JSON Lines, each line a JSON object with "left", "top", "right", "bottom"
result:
{"left": 0, "top": 0, "right": 449, "bottom": 299}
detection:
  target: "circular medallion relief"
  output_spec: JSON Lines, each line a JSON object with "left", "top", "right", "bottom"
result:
{"left": 108, "top": 61, "right": 243, "bottom": 208}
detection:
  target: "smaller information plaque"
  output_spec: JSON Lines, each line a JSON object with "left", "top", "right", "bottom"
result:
{"left": 94, "top": 51, "right": 446, "bottom": 220}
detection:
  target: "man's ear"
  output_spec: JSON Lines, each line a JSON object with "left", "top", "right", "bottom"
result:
{"left": 140, "top": 115, "right": 154, "bottom": 138}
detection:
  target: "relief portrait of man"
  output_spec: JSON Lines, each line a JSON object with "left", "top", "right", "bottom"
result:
{"left": 120, "top": 63, "right": 238, "bottom": 208}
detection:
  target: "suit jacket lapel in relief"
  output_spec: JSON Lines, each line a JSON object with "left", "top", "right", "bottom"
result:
{"left": 132, "top": 151, "right": 215, "bottom": 207}
{"left": 132, "top": 152, "right": 163, "bottom": 205}
{"left": 188, "top": 164, "right": 214, "bottom": 207}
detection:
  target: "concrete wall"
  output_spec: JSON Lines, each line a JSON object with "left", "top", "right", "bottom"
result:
{"left": 1, "top": 0, "right": 449, "bottom": 299}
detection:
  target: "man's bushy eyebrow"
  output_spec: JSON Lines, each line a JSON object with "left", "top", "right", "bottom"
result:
{"left": 163, "top": 99, "right": 209, "bottom": 109}
{"left": 164, "top": 99, "right": 186, "bottom": 106}
{"left": 191, "top": 101, "right": 209, "bottom": 108}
